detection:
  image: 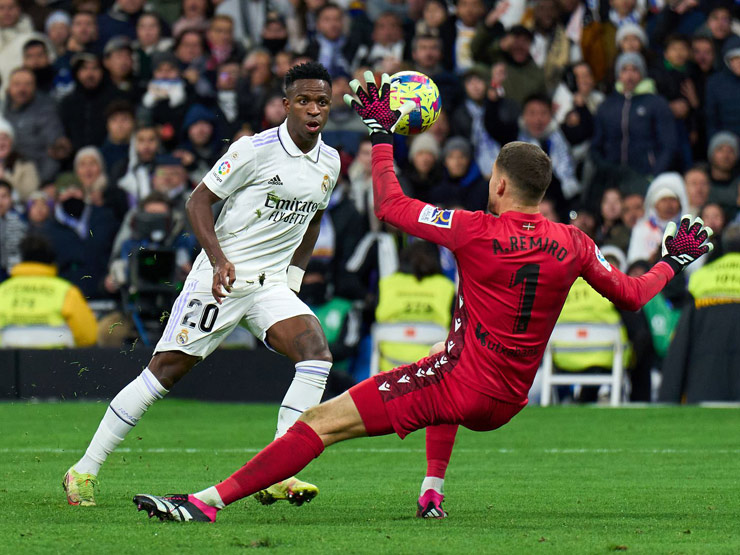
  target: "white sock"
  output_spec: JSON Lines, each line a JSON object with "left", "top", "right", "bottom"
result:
{"left": 193, "top": 486, "right": 225, "bottom": 509}
{"left": 421, "top": 476, "right": 445, "bottom": 496}
{"left": 275, "top": 360, "right": 331, "bottom": 438}
{"left": 73, "top": 368, "right": 168, "bottom": 475}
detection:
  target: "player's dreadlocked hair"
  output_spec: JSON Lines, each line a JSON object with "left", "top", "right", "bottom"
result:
{"left": 284, "top": 62, "right": 332, "bottom": 93}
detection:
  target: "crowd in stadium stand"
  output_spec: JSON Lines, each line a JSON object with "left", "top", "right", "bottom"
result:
{"left": 0, "top": 0, "right": 738, "bottom": 400}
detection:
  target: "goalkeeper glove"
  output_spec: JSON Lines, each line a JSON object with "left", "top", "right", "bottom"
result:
{"left": 661, "top": 214, "right": 713, "bottom": 274}
{"left": 343, "top": 71, "right": 416, "bottom": 135}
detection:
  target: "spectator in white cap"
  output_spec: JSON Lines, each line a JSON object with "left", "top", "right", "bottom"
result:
{"left": 0, "top": 116, "right": 39, "bottom": 203}
{"left": 400, "top": 133, "right": 443, "bottom": 206}
{"left": 45, "top": 10, "right": 71, "bottom": 56}
{"left": 616, "top": 22, "right": 648, "bottom": 55}
{"left": 627, "top": 172, "right": 688, "bottom": 264}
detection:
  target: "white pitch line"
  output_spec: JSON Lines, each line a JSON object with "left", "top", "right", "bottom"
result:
{"left": 1, "top": 447, "right": 739, "bottom": 455}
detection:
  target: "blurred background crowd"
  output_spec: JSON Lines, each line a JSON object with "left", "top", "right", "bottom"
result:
{"left": 0, "top": 0, "right": 738, "bottom": 402}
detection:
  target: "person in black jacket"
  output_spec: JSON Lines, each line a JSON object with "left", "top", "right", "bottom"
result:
{"left": 59, "top": 52, "right": 126, "bottom": 152}
{"left": 590, "top": 52, "right": 677, "bottom": 197}
{"left": 705, "top": 34, "right": 740, "bottom": 140}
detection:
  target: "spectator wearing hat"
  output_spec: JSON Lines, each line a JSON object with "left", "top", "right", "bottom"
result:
{"left": 0, "top": 116, "right": 39, "bottom": 203}
{"left": 591, "top": 52, "right": 677, "bottom": 197}
{"left": 3, "top": 67, "right": 67, "bottom": 183}
{"left": 426, "top": 136, "right": 488, "bottom": 211}
{"left": 706, "top": 131, "right": 740, "bottom": 211}
{"left": 471, "top": 24, "right": 547, "bottom": 108}
{"left": 140, "top": 51, "right": 192, "bottom": 148}
{"left": 25, "top": 190, "right": 53, "bottom": 232}
{"left": 705, "top": 35, "right": 740, "bottom": 140}
{"left": 175, "top": 103, "right": 220, "bottom": 184}
{"left": 41, "top": 178, "right": 118, "bottom": 298}
{"left": 59, "top": 52, "right": 125, "bottom": 152}
{"left": 73, "top": 146, "right": 109, "bottom": 208}
{"left": 45, "top": 10, "right": 71, "bottom": 57}
{"left": 400, "top": 133, "right": 444, "bottom": 206}
{"left": 627, "top": 172, "right": 688, "bottom": 264}
{"left": 103, "top": 35, "right": 142, "bottom": 103}
{"left": 616, "top": 22, "right": 648, "bottom": 55}
{"left": 0, "top": 178, "right": 26, "bottom": 280}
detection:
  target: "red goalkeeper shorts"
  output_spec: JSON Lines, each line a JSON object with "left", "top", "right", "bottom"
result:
{"left": 349, "top": 352, "right": 527, "bottom": 439}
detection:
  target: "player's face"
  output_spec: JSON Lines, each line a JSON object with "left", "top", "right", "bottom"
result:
{"left": 284, "top": 79, "right": 332, "bottom": 146}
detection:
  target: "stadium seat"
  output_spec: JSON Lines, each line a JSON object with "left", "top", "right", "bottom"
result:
{"left": 539, "top": 323, "right": 626, "bottom": 406}
{"left": 0, "top": 326, "right": 75, "bottom": 348}
{"left": 369, "top": 322, "right": 448, "bottom": 376}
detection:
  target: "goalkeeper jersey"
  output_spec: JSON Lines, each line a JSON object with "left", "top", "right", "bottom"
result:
{"left": 371, "top": 143, "right": 675, "bottom": 403}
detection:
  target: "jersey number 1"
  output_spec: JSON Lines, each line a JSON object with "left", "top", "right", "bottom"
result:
{"left": 509, "top": 263, "right": 540, "bottom": 334}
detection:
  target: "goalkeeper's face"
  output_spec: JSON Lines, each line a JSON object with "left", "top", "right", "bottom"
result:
{"left": 284, "top": 79, "right": 332, "bottom": 145}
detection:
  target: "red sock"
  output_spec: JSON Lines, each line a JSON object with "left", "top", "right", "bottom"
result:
{"left": 215, "top": 421, "right": 324, "bottom": 506}
{"left": 425, "top": 424, "right": 458, "bottom": 478}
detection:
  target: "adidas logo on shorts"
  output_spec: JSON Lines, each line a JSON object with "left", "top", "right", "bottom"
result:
{"left": 267, "top": 175, "right": 284, "bottom": 186}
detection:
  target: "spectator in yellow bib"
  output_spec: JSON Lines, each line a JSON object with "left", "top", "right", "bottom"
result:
{"left": 0, "top": 234, "right": 96, "bottom": 348}
{"left": 375, "top": 240, "right": 456, "bottom": 372}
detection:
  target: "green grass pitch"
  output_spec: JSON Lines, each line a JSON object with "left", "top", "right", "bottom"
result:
{"left": 1, "top": 401, "right": 738, "bottom": 554}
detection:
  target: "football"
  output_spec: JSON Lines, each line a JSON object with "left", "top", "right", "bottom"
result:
{"left": 389, "top": 71, "right": 442, "bottom": 135}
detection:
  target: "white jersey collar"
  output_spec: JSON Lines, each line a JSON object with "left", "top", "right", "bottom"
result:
{"left": 277, "top": 120, "right": 321, "bottom": 163}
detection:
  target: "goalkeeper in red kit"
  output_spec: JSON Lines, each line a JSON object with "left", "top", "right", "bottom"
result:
{"left": 132, "top": 73, "right": 714, "bottom": 523}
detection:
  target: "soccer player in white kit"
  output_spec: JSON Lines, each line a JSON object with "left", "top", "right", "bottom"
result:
{"left": 63, "top": 62, "right": 341, "bottom": 507}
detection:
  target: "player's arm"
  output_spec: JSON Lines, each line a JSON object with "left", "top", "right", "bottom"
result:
{"left": 575, "top": 216, "right": 713, "bottom": 311}
{"left": 344, "top": 71, "right": 471, "bottom": 250}
{"left": 287, "top": 209, "right": 324, "bottom": 293}
{"left": 186, "top": 182, "right": 235, "bottom": 304}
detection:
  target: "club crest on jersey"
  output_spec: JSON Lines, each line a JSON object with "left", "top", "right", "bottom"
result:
{"left": 321, "top": 174, "right": 330, "bottom": 194}
{"left": 217, "top": 161, "right": 231, "bottom": 175}
{"left": 595, "top": 245, "right": 612, "bottom": 272}
{"left": 176, "top": 329, "right": 189, "bottom": 345}
{"left": 418, "top": 205, "right": 454, "bottom": 228}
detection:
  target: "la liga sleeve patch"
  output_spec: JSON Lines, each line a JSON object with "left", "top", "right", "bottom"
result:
{"left": 595, "top": 245, "right": 612, "bottom": 272}
{"left": 418, "top": 205, "right": 454, "bottom": 229}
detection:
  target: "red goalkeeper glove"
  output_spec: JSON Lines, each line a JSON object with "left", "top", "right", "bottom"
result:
{"left": 343, "top": 71, "right": 415, "bottom": 135}
{"left": 661, "top": 214, "right": 714, "bottom": 274}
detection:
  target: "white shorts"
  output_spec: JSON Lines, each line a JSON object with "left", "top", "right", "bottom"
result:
{"left": 155, "top": 265, "right": 315, "bottom": 359}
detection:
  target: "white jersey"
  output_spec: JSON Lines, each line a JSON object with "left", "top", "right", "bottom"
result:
{"left": 198, "top": 120, "right": 341, "bottom": 289}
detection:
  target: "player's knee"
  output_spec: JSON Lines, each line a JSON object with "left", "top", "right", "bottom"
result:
{"left": 148, "top": 352, "right": 197, "bottom": 389}
{"left": 298, "top": 335, "right": 332, "bottom": 363}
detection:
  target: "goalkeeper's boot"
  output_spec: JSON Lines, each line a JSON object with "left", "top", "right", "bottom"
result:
{"left": 63, "top": 467, "right": 98, "bottom": 506}
{"left": 416, "top": 489, "right": 448, "bottom": 519}
{"left": 253, "top": 476, "right": 318, "bottom": 506}
{"left": 133, "top": 494, "right": 218, "bottom": 522}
